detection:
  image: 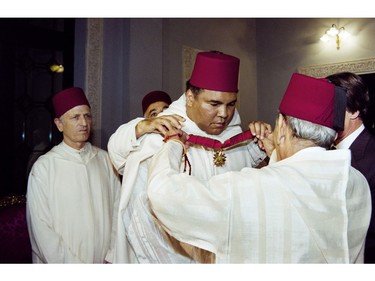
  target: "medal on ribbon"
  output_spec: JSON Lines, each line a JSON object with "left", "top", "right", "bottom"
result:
{"left": 188, "top": 130, "right": 254, "bottom": 167}
{"left": 213, "top": 150, "right": 226, "bottom": 167}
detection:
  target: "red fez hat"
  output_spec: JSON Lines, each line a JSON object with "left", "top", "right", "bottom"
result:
{"left": 52, "top": 87, "right": 90, "bottom": 118}
{"left": 142, "top": 91, "right": 172, "bottom": 114}
{"left": 189, "top": 51, "right": 240, "bottom": 92}
{"left": 279, "top": 73, "right": 346, "bottom": 130}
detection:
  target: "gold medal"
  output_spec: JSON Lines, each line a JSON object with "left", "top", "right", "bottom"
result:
{"left": 213, "top": 150, "right": 226, "bottom": 167}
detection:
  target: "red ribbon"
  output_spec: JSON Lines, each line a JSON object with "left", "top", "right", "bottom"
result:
{"left": 187, "top": 130, "right": 254, "bottom": 149}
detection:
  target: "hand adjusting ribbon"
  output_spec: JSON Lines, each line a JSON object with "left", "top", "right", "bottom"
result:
{"left": 187, "top": 130, "right": 254, "bottom": 167}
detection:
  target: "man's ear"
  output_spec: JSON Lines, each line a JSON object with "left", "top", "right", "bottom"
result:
{"left": 186, "top": 89, "right": 194, "bottom": 107}
{"left": 276, "top": 114, "right": 287, "bottom": 145}
{"left": 349, "top": 110, "right": 360, "bottom": 120}
{"left": 54, "top": 118, "right": 63, "bottom": 132}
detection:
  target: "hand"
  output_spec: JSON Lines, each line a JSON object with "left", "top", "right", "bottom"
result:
{"left": 136, "top": 114, "right": 185, "bottom": 139}
{"left": 163, "top": 129, "right": 190, "bottom": 155}
{"left": 163, "top": 130, "right": 190, "bottom": 158}
{"left": 164, "top": 130, "right": 189, "bottom": 143}
{"left": 248, "top": 121, "right": 274, "bottom": 156}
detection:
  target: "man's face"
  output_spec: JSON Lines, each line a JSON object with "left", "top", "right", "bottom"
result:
{"left": 54, "top": 104, "right": 92, "bottom": 149}
{"left": 186, "top": 89, "right": 237, "bottom": 135}
{"left": 144, "top": 101, "right": 170, "bottom": 118}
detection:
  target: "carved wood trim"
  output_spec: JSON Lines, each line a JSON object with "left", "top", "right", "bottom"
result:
{"left": 298, "top": 57, "right": 375, "bottom": 78}
{"left": 182, "top": 45, "right": 202, "bottom": 91}
{"left": 85, "top": 19, "right": 103, "bottom": 147}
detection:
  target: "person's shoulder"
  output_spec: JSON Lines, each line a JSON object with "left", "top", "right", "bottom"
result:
{"left": 90, "top": 145, "right": 114, "bottom": 161}
{"left": 29, "top": 148, "right": 56, "bottom": 173}
{"left": 349, "top": 165, "right": 370, "bottom": 189}
{"left": 89, "top": 144, "right": 106, "bottom": 153}
{"left": 366, "top": 129, "right": 375, "bottom": 142}
{"left": 35, "top": 145, "right": 59, "bottom": 160}
{"left": 360, "top": 129, "right": 375, "bottom": 152}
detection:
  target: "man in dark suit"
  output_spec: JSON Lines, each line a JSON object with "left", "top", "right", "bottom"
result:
{"left": 327, "top": 72, "right": 375, "bottom": 263}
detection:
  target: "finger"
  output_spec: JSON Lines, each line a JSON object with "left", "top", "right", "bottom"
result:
{"left": 264, "top": 123, "right": 273, "bottom": 135}
{"left": 182, "top": 130, "right": 190, "bottom": 142}
{"left": 173, "top": 114, "right": 186, "bottom": 122}
{"left": 257, "top": 139, "right": 265, "bottom": 150}
{"left": 253, "top": 122, "right": 262, "bottom": 139}
{"left": 160, "top": 119, "right": 178, "bottom": 132}
{"left": 265, "top": 131, "right": 274, "bottom": 141}
{"left": 259, "top": 123, "right": 268, "bottom": 140}
{"left": 158, "top": 118, "right": 181, "bottom": 134}
{"left": 164, "top": 116, "right": 183, "bottom": 129}
{"left": 248, "top": 122, "right": 257, "bottom": 136}
{"left": 155, "top": 124, "right": 169, "bottom": 136}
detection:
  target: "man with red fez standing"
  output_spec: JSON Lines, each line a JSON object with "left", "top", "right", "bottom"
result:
{"left": 142, "top": 90, "right": 172, "bottom": 118}
{"left": 147, "top": 73, "right": 371, "bottom": 263}
{"left": 107, "top": 51, "right": 267, "bottom": 263}
{"left": 26, "top": 87, "right": 121, "bottom": 263}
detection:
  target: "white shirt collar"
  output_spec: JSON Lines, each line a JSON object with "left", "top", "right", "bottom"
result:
{"left": 336, "top": 124, "right": 365, "bottom": 149}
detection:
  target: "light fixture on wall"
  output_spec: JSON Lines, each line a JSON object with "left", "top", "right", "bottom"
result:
{"left": 50, "top": 64, "right": 64, "bottom": 73}
{"left": 320, "top": 24, "right": 350, "bottom": 50}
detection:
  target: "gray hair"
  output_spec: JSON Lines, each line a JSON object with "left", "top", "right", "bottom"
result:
{"left": 286, "top": 115, "right": 336, "bottom": 149}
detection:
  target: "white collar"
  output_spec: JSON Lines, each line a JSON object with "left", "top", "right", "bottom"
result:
{"left": 61, "top": 141, "right": 90, "bottom": 154}
{"left": 336, "top": 124, "right": 365, "bottom": 149}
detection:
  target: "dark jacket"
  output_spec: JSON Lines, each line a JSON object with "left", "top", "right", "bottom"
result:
{"left": 350, "top": 128, "right": 375, "bottom": 263}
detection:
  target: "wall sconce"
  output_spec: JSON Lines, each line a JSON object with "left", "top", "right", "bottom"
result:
{"left": 50, "top": 64, "right": 64, "bottom": 73}
{"left": 320, "top": 24, "right": 350, "bottom": 50}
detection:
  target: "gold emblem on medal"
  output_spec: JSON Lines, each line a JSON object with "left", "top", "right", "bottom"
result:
{"left": 213, "top": 150, "right": 226, "bottom": 167}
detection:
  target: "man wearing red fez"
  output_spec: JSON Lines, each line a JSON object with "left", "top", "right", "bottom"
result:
{"left": 107, "top": 51, "right": 268, "bottom": 263}
{"left": 26, "top": 87, "right": 121, "bottom": 263}
{"left": 142, "top": 90, "right": 172, "bottom": 118}
{"left": 147, "top": 73, "right": 371, "bottom": 263}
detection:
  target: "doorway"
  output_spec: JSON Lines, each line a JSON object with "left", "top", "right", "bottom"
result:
{"left": 0, "top": 18, "right": 75, "bottom": 197}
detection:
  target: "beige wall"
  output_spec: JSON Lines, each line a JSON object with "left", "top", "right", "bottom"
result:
{"left": 256, "top": 18, "right": 375, "bottom": 125}
{"left": 161, "top": 18, "right": 257, "bottom": 130}
{"left": 157, "top": 18, "right": 375, "bottom": 129}
{"left": 77, "top": 18, "right": 375, "bottom": 148}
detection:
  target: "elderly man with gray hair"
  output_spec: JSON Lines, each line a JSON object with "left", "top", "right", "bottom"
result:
{"left": 147, "top": 73, "right": 371, "bottom": 263}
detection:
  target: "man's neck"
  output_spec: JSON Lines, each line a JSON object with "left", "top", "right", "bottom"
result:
{"left": 63, "top": 139, "right": 87, "bottom": 150}
{"left": 336, "top": 124, "right": 365, "bottom": 149}
{"left": 335, "top": 120, "right": 363, "bottom": 145}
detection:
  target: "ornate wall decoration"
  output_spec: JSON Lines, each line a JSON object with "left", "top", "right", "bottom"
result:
{"left": 86, "top": 19, "right": 104, "bottom": 147}
{"left": 299, "top": 57, "right": 375, "bottom": 134}
{"left": 182, "top": 45, "right": 202, "bottom": 91}
{"left": 298, "top": 57, "right": 375, "bottom": 78}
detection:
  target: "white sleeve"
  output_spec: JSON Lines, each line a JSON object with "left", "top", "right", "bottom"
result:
{"left": 107, "top": 117, "right": 146, "bottom": 174}
{"left": 246, "top": 141, "right": 267, "bottom": 167}
{"left": 147, "top": 141, "right": 231, "bottom": 254}
{"left": 104, "top": 154, "right": 122, "bottom": 263}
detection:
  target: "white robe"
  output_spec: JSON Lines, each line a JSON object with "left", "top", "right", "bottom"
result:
{"left": 148, "top": 142, "right": 372, "bottom": 263}
{"left": 107, "top": 94, "right": 266, "bottom": 263}
{"left": 26, "top": 141, "right": 121, "bottom": 263}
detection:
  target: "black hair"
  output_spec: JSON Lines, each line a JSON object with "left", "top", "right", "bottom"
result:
{"left": 326, "top": 72, "right": 369, "bottom": 119}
